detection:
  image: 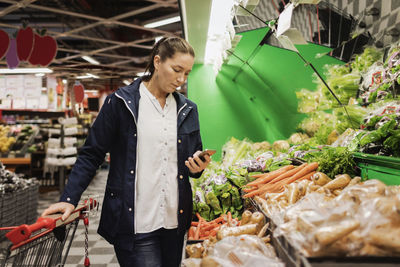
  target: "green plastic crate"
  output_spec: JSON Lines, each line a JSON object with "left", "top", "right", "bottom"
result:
{"left": 353, "top": 152, "right": 400, "bottom": 185}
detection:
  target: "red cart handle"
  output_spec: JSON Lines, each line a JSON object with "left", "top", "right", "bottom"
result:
{"left": 1, "top": 198, "right": 98, "bottom": 248}
{"left": 5, "top": 217, "right": 56, "bottom": 246}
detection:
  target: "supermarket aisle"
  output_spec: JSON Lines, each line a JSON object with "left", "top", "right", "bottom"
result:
{"left": 37, "top": 170, "right": 119, "bottom": 267}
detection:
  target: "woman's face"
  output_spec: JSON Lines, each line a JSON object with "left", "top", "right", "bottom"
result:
{"left": 153, "top": 52, "right": 194, "bottom": 93}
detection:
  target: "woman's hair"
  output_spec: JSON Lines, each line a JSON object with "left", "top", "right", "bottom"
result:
{"left": 141, "top": 37, "right": 195, "bottom": 82}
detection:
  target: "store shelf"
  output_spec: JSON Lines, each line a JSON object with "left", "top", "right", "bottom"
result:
{"left": 353, "top": 152, "right": 400, "bottom": 185}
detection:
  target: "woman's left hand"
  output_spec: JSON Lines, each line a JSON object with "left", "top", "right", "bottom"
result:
{"left": 185, "top": 150, "right": 211, "bottom": 174}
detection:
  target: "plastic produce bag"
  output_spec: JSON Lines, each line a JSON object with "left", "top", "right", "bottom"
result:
{"left": 194, "top": 189, "right": 211, "bottom": 221}
{"left": 274, "top": 180, "right": 400, "bottom": 257}
{"left": 230, "top": 186, "right": 242, "bottom": 211}
{"left": 205, "top": 186, "right": 222, "bottom": 216}
{"left": 208, "top": 235, "right": 284, "bottom": 267}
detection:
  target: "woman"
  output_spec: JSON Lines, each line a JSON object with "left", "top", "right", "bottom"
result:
{"left": 42, "top": 37, "right": 211, "bottom": 267}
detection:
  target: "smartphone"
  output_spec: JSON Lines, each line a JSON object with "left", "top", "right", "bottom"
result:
{"left": 198, "top": 149, "right": 216, "bottom": 161}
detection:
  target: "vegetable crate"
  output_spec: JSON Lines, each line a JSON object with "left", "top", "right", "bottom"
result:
{"left": 353, "top": 152, "right": 400, "bottom": 185}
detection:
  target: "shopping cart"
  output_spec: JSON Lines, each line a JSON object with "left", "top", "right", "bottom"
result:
{"left": 0, "top": 197, "right": 98, "bottom": 267}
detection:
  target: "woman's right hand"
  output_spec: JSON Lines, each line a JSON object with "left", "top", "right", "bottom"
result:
{"left": 41, "top": 202, "right": 75, "bottom": 221}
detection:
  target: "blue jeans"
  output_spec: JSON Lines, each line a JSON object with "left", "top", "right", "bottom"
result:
{"left": 113, "top": 228, "right": 185, "bottom": 267}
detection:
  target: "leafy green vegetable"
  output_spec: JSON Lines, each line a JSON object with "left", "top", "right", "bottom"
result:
{"left": 306, "top": 147, "right": 357, "bottom": 178}
{"left": 205, "top": 186, "right": 222, "bottom": 216}
{"left": 220, "top": 192, "right": 231, "bottom": 214}
{"left": 351, "top": 47, "right": 383, "bottom": 72}
{"left": 359, "top": 131, "right": 383, "bottom": 147}
{"left": 194, "top": 189, "right": 211, "bottom": 220}
{"left": 230, "top": 186, "right": 242, "bottom": 211}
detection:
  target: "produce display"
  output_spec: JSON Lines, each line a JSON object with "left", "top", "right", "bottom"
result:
{"left": 256, "top": 179, "right": 400, "bottom": 257}
{"left": 0, "top": 125, "right": 16, "bottom": 153}
{"left": 183, "top": 210, "right": 284, "bottom": 267}
{"left": 293, "top": 42, "right": 400, "bottom": 159}
{"left": 0, "top": 125, "right": 38, "bottom": 156}
{"left": 242, "top": 163, "right": 318, "bottom": 198}
{"left": 0, "top": 168, "right": 38, "bottom": 194}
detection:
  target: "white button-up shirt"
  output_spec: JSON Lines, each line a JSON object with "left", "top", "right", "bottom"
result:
{"left": 135, "top": 82, "right": 178, "bottom": 233}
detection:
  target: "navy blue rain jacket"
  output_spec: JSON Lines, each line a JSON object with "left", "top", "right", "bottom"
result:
{"left": 60, "top": 78, "right": 203, "bottom": 245}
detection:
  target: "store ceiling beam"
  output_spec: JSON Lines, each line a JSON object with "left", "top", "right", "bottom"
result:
{"left": 0, "top": 0, "right": 177, "bottom": 36}
{"left": 57, "top": 47, "right": 144, "bottom": 61}
{"left": 55, "top": 40, "right": 152, "bottom": 63}
{"left": 0, "top": 0, "right": 36, "bottom": 17}
{"left": 146, "top": 0, "right": 178, "bottom": 8}
{"left": 0, "top": 22, "right": 154, "bottom": 49}
{"left": 57, "top": 3, "right": 165, "bottom": 36}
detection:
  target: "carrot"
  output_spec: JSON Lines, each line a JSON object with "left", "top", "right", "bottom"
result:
{"left": 203, "top": 223, "right": 218, "bottom": 232}
{"left": 211, "top": 216, "right": 225, "bottom": 224}
{"left": 243, "top": 187, "right": 257, "bottom": 193}
{"left": 191, "top": 221, "right": 199, "bottom": 226}
{"left": 196, "top": 213, "right": 203, "bottom": 221}
{"left": 246, "top": 165, "right": 294, "bottom": 187}
{"left": 251, "top": 173, "right": 266, "bottom": 178}
{"left": 209, "top": 229, "right": 217, "bottom": 236}
{"left": 286, "top": 162, "right": 318, "bottom": 182}
{"left": 188, "top": 226, "right": 196, "bottom": 240}
{"left": 270, "top": 163, "right": 307, "bottom": 184}
{"left": 194, "top": 220, "right": 202, "bottom": 240}
{"left": 286, "top": 171, "right": 316, "bottom": 184}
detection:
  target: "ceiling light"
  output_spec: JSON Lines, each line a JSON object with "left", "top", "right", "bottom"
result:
{"left": 144, "top": 16, "right": 181, "bottom": 28}
{"left": 155, "top": 36, "right": 163, "bottom": 43}
{"left": 123, "top": 80, "right": 130, "bottom": 85}
{"left": 82, "top": 55, "right": 100, "bottom": 65}
{"left": 77, "top": 75, "right": 91, "bottom": 79}
{"left": 62, "top": 79, "right": 67, "bottom": 84}
{"left": 86, "top": 73, "right": 99, "bottom": 78}
{"left": 0, "top": 68, "right": 53, "bottom": 74}
{"left": 77, "top": 73, "right": 99, "bottom": 79}
{"left": 35, "top": 73, "right": 45, "bottom": 77}
{"left": 136, "top": 72, "right": 146, "bottom": 77}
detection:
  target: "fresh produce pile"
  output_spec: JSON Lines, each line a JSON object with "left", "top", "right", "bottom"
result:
{"left": 191, "top": 138, "right": 294, "bottom": 221}
{"left": 256, "top": 179, "right": 400, "bottom": 257}
{"left": 292, "top": 43, "right": 400, "bottom": 158}
{"left": 0, "top": 125, "right": 38, "bottom": 156}
{"left": 0, "top": 163, "right": 38, "bottom": 194}
{"left": 242, "top": 163, "right": 318, "bottom": 198}
{"left": 0, "top": 125, "right": 16, "bottom": 154}
{"left": 332, "top": 102, "right": 400, "bottom": 157}
{"left": 183, "top": 210, "right": 284, "bottom": 267}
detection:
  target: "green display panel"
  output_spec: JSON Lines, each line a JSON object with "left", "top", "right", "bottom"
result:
{"left": 188, "top": 27, "right": 343, "bottom": 161}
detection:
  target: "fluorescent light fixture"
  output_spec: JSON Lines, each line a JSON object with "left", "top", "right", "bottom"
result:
{"left": 35, "top": 73, "right": 45, "bottom": 77}
{"left": 155, "top": 36, "right": 163, "bottom": 43}
{"left": 77, "top": 73, "right": 99, "bottom": 79}
{"left": 82, "top": 55, "right": 100, "bottom": 65}
{"left": 84, "top": 90, "right": 99, "bottom": 93}
{"left": 123, "top": 80, "right": 130, "bottom": 85}
{"left": 0, "top": 68, "right": 53, "bottom": 74}
{"left": 136, "top": 72, "right": 146, "bottom": 77}
{"left": 62, "top": 79, "right": 67, "bottom": 84}
{"left": 144, "top": 16, "right": 180, "bottom": 28}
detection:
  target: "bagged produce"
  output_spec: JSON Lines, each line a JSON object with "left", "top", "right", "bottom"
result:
{"left": 272, "top": 180, "right": 400, "bottom": 257}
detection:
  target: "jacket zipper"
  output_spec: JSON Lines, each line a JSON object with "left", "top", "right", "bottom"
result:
{"left": 178, "top": 103, "right": 187, "bottom": 116}
{"left": 115, "top": 92, "right": 139, "bottom": 234}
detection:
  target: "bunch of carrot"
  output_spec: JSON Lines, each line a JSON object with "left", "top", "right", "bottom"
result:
{"left": 188, "top": 212, "right": 238, "bottom": 240}
{"left": 243, "top": 162, "right": 318, "bottom": 198}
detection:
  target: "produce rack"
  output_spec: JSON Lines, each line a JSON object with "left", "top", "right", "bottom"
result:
{"left": 251, "top": 200, "right": 400, "bottom": 267}
{"left": 0, "top": 182, "right": 39, "bottom": 241}
{"left": 353, "top": 152, "right": 400, "bottom": 185}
